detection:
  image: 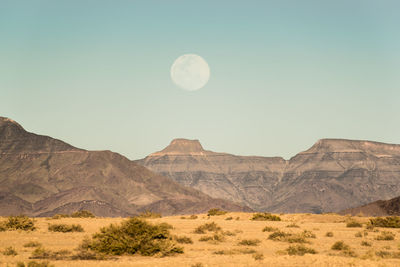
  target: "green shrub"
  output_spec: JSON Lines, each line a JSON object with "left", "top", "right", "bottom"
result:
{"left": 237, "top": 239, "right": 261, "bottom": 246}
{"left": 286, "top": 245, "right": 317, "bottom": 256}
{"left": 207, "top": 208, "right": 227, "bottom": 216}
{"left": 71, "top": 210, "right": 95, "bottom": 218}
{"left": 175, "top": 236, "right": 193, "bottom": 244}
{"left": 138, "top": 210, "right": 162, "bottom": 219}
{"left": 82, "top": 217, "right": 182, "bottom": 256}
{"left": 251, "top": 213, "right": 281, "bottom": 221}
{"left": 24, "top": 241, "right": 42, "bottom": 248}
{"left": 48, "top": 223, "right": 84, "bottom": 233}
{"left": 375, "top": 231, "right": 395, "bottom": 240}
{"left": 193, "top": 222, "right": 221, "bottom": 234}
{"left": 346, "top": 220, "right": 362, "bottom": 228}
{"left": 325, "top": 232, "right": 333, "bottom": 237}
{"left": 3, "top": 246, "right": 18, "bottom": 256}
{"left": 361, "top": 241, "right": 371, "bottom": 246}
{"left": 369, "top": 216, "right": 400, "bottom": 228}
{"left": 6, "top": 215, "right": 36, "bottom": 231}
{"left": 262, "top": 226, "right": 278, "bottom": 232}
{"left": 331, "top": 241, "right": 349, "bottom": 251}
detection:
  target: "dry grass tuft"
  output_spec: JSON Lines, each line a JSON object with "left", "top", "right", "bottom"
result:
{"left": 48, "top": 223, "right": 84, "bottom": 233}
{"left": 24, "top": 241, "right": 42, "bottom": 248}
{"left": 207, "top": 208, "right": 227, "bottom": 216}
{"left": 193, "top": 222, "right": 221, "bottom": 234}
{"left": 251, "top": 213, "right": 281, "bottom": 221}
{"left": 237, "top": 239, "right": 261, "bottom": 246}
{"left": 375, "top": 231, "right": 395, "bottom": 241}
{"left": 286, "top": 244, "right": 317, "bottom": 256}
{"left": 3, "top": 246, "right": 18, "bottom": 256}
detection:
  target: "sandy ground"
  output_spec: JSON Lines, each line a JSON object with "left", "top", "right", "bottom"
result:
{"left": 1, "top": 213, "right": 400, "bottom": 266}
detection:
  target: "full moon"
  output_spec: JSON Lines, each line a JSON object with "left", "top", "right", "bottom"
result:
{"left": 170, "top": 54, "right": 210, "bottom": 91}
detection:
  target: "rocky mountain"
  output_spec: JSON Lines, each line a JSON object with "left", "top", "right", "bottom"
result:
{"left": 0, "top": 117, "right": 250, "bottom": 217}
{"left": 340, "top": 196, "right": 400, "bottom": 217}
{"left": 137, "top": 138, "right": 400, "bottom": 213}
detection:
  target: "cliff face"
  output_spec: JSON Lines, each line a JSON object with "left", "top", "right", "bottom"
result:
{"left": 0, "top": 117, "right": 250, "bottom": 217}
{"left": 137, "top": 138, "right": 400, "bottom": 213}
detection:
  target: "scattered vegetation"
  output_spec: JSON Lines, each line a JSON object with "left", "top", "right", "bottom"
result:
{"left": 193, "top": 222, "right": 221, "bottom": 234}
{"left": 251, "top": 213, "right": 281, "bottom": 221}
{"left": 268, "top": 230, "right": 314, "bottom": 243}
{"left": 3, "top": 246, "right": 18, "bottom": 256}
{"left": 213, "top": 248, "right": 256, "bottom": 255}
{"left": 369, "top": 216, "right": 400, "bottom": 228}
{"left": 286, "top": 244, "right": 317, "bottom": 256}
{"left": 30, "top": 247, "right": 72, "bottom": 260}
{"left": 207, "top": 208, "right": 227, "bottom": 216}
{"left": 138, "top": 210, "right": 162, "bottom": 219}
{"left": 17, "top": 261, "right": 55, "bottom": 267}
{"left": 4, "top": 215, "right": 36, "bottom": 231}
{"left": 286, "top": 223, "right": 300, "bottom": 228}
{"left": 51, "top": 214, "right": 70, "bottom": 219}
{"left": 346, "top": 220, "right": 362, "bottom": 228}
{"left": 71, "top": 210, "right": 96, "bottom": 218}
{"left": 48, "top": 223, "right": 84, "bottom": 233}
{"left": 262, "top": 226, "right": 278, "bottom": 232}
{"left": 191, "top": 263, "right": 204, "bottom": 267}
{"left": 81, "top": 217, "right": 182, "bottom": 256}
{"left": 375, "top": 231, "right": 395, "bottom": 241}
{"left": 188, "top": 215, "right": 198, "bottom": 220}
{"left": 252, "top": 252, "right": 264, "bottom": 260}
{"left": 361, "top": 240, "right": 372, "bottom": 246}
{"left": 375, "top": 250, "right": 400, "bottom": 259}
{"left": 355, "top": 231, "right": 363, "bottom": 237}
{"left": 325, "top": 232, "right": 334, "bottom": 237}
{"left": 175, "top": 236, "right": 193, "bottom": 244}
{"left": 237, "top": 239, "right": 261, "bottom": 246}
{"left": 331, "top": 241, "right": 349, "bottom": 251}
{"left": 24, "top": 241, "right": 42, "bottom": 248}
{"left": 199, "top": 233, "right": 226, "bottom": 243}
{"left": 225, "top": 216, "right": 233, "bottom": 220}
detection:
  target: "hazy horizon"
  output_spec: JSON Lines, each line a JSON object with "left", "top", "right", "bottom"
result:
{"left": 1, "top": 1, "right": 399, "bottom": 160}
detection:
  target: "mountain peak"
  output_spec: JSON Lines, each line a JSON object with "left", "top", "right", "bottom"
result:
{"left": 150, "top": 138, "right": 209, "bottom": 156}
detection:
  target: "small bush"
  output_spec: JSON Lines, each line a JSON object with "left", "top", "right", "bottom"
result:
{"left": 268, "top": 231, "right": 291, "bottom": 241}
{"left": 48, "top": 223, "right": 84, "bottom": 233}
{"left": 191, "top": 263, "right": 204, "bottom": 267}
{"left": 375, "top": 231, "right": 395, "bottom": 240}
{"left": 225, "top": 217, "right": 233, "bottom": 220}
{"left": 238, "top": 239, "right": 261, "bottom": 246}
{"left": 262, "top": 226, "right": 278, "bottom": 232}
{"left": 346, "top": 220, "right": 362, "bottom": 228}
{"left": 268, "top": 230, "right": 312, "bottom": 243}
{"left": 369, "top": 216, "right": 400, "bottom": 228}
{"left": 5, "top": 215, "right": 36, "bottom": 231}
{"left": 286, "top": 245, "right": 317, "bottom": 256}
{"left": 286, "top": 223, "right": 300, "bottom": 228}
{"left": 0, "top": 221, "right": 7, "bottom": 231}
{"left": 361, "top": 241, "right": 372, "bottom": 246}
{"left": 199, "top": 233, "right": 225, "bottom": 243}
{"left": 175, "top": 236, "right": 193, "bottom": 244}
{"left": 331, "top": 241, "right": 349, "bottom": 251}
{"left": 193, "top": 222, "right": 221, "bottom": 234}
{"left": 251, "top": 213, "right": 281, "bottom": 221}
{"left": 51, "top": 214, "right": 70, "bottom": 219}
{"left": 24, "top": 241, "right": 42, "bottom": 248}
{"left": 71, "top": 210, "right": 95, "bottom": 218}
{"left": 355, "top": 232, "right": 363, "bottom": 237}
{"left": 30, "top": 247, "right": 72, "bottom": 260}
{"left": 214, "top": 248, "right": 256, "bottom": 255}
{"left": 375, "top": 250, "right": 400, "bottom": 259}
{"left": 83, "top": 217, "right": 182, "bottom": 256}
{"left": 189, "top": 215, "right": 198, "bottom": 220}
{"left": 325, "top": 232, "right": 334, "bottom": 237}
{"left": 301, "top": 230, "right": 316, "bottom": 238}
{"left": 3, "top": 246, "right": 18, "bottom": 256}
{"left": 138, "top": 210, "right": 162, "bottom": 219}
{"left": 17, "top": 261, "right": 55, "bottom": 267}
{"left": 223, "top": 230, "right": 236, "bottom": 236}
{"left": 253, "top": 252, "right": 264, "bottom": 260}
{"left": 207, "top": 208, "right": 227, "bottom": 216}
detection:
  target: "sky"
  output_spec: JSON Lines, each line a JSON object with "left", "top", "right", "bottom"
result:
{"left": 1, "top": 0, "right": 399, "bottom": 160}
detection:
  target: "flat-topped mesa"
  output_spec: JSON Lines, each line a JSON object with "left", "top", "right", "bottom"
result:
{"left": 150, "top": 138, "right": 211, "bottom": 156}
{"left": 301, "top": 138, "right": 400, "bottom": 156}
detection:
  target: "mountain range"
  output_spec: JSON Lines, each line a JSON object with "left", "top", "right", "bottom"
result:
{"left": 137, "top": 138, "right": 400, "bottom": 213}
{"left": 0, "top": 117, "right": 249, "bottom": 217}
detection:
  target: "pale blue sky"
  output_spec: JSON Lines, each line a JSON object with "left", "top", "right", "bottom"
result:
{"left": 1, "top": 0, "right": 399, "bottom": 159}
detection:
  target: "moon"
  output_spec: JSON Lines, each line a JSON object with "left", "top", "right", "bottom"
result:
{"left": 170, "top": 54, "right": 210, "bottom": 91}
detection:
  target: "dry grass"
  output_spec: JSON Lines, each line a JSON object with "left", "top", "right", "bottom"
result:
{"left": 1, "top": 213, "right": 400, "bottom": 266}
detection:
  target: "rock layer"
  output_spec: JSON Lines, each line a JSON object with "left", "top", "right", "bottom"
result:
{"left": 137, "top": 138, "right": 400, "bottom": 213}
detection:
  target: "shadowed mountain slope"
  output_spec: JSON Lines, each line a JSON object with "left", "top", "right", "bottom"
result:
{"left": 340, "top": 196, "right": 400, "bottom": 217}
{"left": 137, "top": 138, "right": 400, "bottom": 213}
{"left": 0, "top": 117, "right": 250, "bottom": 217}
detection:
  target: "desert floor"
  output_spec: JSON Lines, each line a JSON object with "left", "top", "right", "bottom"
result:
{"left": 1, "top": 213, "right": 400, "bottom": 266}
